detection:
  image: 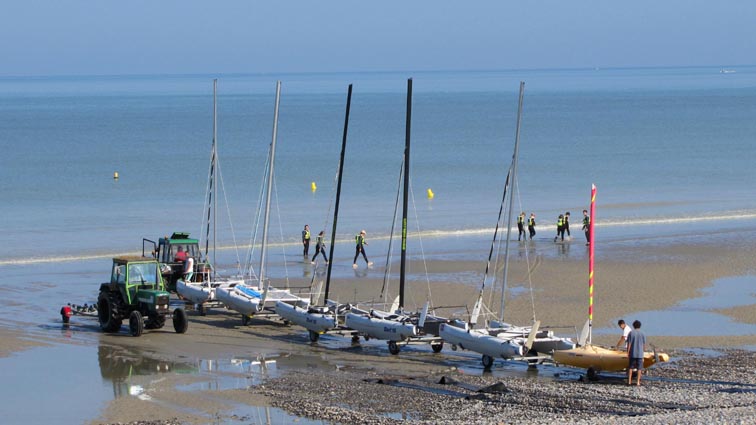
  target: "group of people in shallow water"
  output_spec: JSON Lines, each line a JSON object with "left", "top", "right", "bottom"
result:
{"left": 516, "top": 209, "right": 592, "bottom": 245}
{"left": 301, "top": 225, "right": 373, "bottom": 268}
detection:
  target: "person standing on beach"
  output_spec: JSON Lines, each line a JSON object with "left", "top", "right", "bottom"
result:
{"left": 564, "top": 212, "right": 571, "bottom": 239}
{"left": 302, "top": 224, "right": 311, "bottom": 256}
{"left": 616, "top": 319, "right": 631, "bottom": 350}
{"left": 311, "top": 231, "right": 328, "bottom": 264}
{"left": 528, "top": 213, "right": 536, "bottom": 240}
{"left": 554, "top": 214, "right": 565, "bottom": 242}
{"left": 517, "top": 212, "right": 526, "bottom": 241}
{"left": 582, "top": 209, "right": 590, "bottom": 245}
{"left": 353, "top": 230, "right": 373, "bottom": 268}
{"left": 627, "top": 320, "right": 647, "bottom": 386}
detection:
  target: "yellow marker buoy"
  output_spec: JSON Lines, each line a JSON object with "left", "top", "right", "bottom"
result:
{"left": 427, "top": 188, "right": 434, "bottom": 199}
{"left": 311, "top": 181, "right": 317, "bottom": 192}
{"left": 113, "top": 171, "right": 119, "bottom": 180}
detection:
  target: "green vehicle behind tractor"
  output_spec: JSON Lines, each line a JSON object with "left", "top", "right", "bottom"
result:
{"left": 143, "top": 232, "right": 209, "bottom": 292}
{"left": 97, "top": 256, "right": 188, "bottom": 337}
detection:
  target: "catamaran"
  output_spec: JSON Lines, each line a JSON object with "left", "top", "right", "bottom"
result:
{"left": 440, "top": 82, "right": 574, "bottom": 369}
{"left": 552, "top": 184, "right": 669, "bottom": 378}
{"left": 275, "top": 84, "right": 360, "bottom": 342}
{"left": 215, "top": 81, "right": 309, "bottom": 324}
{"left": 344, "top": 78, "right": 446, "bottom": 355}
{"left": 176, "top": 79, "right": 243, "bottom": 312}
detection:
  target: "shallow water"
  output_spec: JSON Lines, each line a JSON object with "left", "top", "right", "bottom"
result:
{"left": 597, "top": 275, "right": 756, "bottom": 337}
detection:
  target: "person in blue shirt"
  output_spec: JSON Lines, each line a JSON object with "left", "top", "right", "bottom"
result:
{"left": 626, "top": 320, "right": 647, "bottom": 386}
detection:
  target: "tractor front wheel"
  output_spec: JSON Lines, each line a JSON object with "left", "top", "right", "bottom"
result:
{"left": 129, "top": 311, "right": 144, "bottom": 337}
{"left": 97, "top": 290, "right": 122, "bottom": 333}
{"left": 173, "top": 308, "right": 188, "bottom": 334}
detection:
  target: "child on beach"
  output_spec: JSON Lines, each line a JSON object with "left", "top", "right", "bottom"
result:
{"left": 564, "top": 212, "right": 571, "bottom": 239}
{"left": 582, "top": 209, "right": 590, "bottom": 245}
{"left": 311, "top": 231, "right": 328, "bottom": 264}
{"left": 517, "top": 212, "right": 526, "bottom": 241}
{"left": 554, "top": 214, "right": 565, "bottom": 242}
{"left": 528, "top": 213, "right": 536, "bottom": 240}
{"left": 353, "top": 230, "right": 373, "bottom": 268}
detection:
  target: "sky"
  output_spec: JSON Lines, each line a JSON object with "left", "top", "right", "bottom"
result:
{"left": 1, "top": 1, "right": 754, "bottom": 77}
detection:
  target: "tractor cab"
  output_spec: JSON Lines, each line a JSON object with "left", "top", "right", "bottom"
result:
{"left": 143, "top": 232, "right": 207, "bottom": 292}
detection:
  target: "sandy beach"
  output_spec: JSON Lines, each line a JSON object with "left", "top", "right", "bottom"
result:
{"left": 2, "top": 234, "right": 756, "bottom": 424}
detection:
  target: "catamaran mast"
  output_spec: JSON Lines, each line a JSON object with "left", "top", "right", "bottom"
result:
{"left": 324, "top": 84, "right": 352, "bottom": 300}
{"left": 498, "top": 81, "right": 525, "bottom": 321}
{"left": 204, "top": 79, "right": 218, "bottom": 280}
{"left": 259, "top": 81, "right": 281, "bottom": 288}
{"left": 588, "top": 184, "right": 596, "bottom": 344}
{"left": 399, "top": 78, "right": 412, "bottom": 310}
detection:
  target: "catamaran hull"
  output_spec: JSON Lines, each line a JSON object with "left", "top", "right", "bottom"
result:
{"left": 176, "top": 280, "right": 214, "bottom": 304}
{"left": 552, "top": 344, "right": 670, "bottom": 372}
{"left": 530, "top": 337, "right": 576, "bottom": 355}
{"left": 439, "top": 323, "right": 524, "bottom": 359}
{"left": 215, "top": 286, "right": 261, "bottom": 316}
{"left": 275, "top": 301, "right": 336, "bottom": 333}
{"left": 345, "top": 313, "right": 416, "bottom": 341}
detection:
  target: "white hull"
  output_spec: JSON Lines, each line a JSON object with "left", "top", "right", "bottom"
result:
{"left": 275, "top": 301, "right": 336, "bottom": 333}
{"left": 215, "top": 284, "right": 263, "bottom": 316}
{"left": 488, "top": 325, "right": 575, "bottom": 355}
{"left": 345, "top": 312, "right": 416, "bottom": 341}
{"left": 176, "top": 278, "right": 244, "bottom": 305}
{"left": 439, "top": 322, "right": 523, "bottom": 359}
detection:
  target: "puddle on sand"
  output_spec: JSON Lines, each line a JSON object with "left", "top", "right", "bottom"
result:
{"left": 596, "top": 275, "right": 756, "bottom": 337}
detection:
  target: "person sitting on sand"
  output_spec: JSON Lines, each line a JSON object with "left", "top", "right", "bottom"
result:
{"left": 627, "top": 320, "right": 647, "bottom": 386}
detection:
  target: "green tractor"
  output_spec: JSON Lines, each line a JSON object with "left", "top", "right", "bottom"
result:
{"left": 97, "top": 256, "right": 188, "bottom": 337}
{"left": 143, "top": 232, "right": 208, "bottom": 292}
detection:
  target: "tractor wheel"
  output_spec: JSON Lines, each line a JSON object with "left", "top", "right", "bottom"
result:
{"left": 145, "top": 314, "right": 166, "bottom": 330}
{"left": 97, "top": 290, "right": 122, "bottom": 333}
{"left": 482, "top": 354, "right": 494, "bottom": 370}
{"left": 388, "top": 341, "right": 400, "bottom": 355}
{"left": 431, "top": 341, "right": 444, "bottom": 353}
{"left": 308, "top": 330, "right": 320, "bottom": 342}
{"left": 129, "top": 311, "right": 144, "bottom": 337}
{"left": 173, "top": 308, "right": 188, "bottom": 334}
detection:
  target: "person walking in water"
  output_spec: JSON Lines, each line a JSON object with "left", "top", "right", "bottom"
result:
{"left": 353, "top": 230, "right": 373, "bottom": 268}
{"left": 517, "top": 212, "right": 526, "bottom": 241}
{"left": 582, "top": 209, "right": 590, "bottom": 245}
{"left": 528, "top": 213, "right": 536, "bottom": 240}
{"left": 302, "top": 224, "right": 311, "bottom": 256}
{"left": 311, "top": 231, "right": 328, "bottom": 264}
{"left": 564, "top": 212, "right": 571, "bottom": 239}
{"left": 554, "top": 214, "right": 565, "bottom": 242}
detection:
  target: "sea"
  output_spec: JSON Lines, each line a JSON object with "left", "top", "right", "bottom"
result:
{"left": 2, "top": 67, "right": 756, "bottom": 424}
{"left": 2, "top": 66, "right": 756, "bottom": 269}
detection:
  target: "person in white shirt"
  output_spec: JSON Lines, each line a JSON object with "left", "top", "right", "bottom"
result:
{"left": 616, "top": 319, "right": 631, "bottom": 349}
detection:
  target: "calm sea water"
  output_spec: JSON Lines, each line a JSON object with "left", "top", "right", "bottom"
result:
{"left": 2, "top": 67, "right": 756, "bottom": 266}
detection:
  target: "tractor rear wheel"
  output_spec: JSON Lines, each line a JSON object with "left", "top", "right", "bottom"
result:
{"left": 129, "top": 311, "right": 144, "bottom": 337}
{"left": 173, "top": 308, "right": 188, "bottom": 334}
{"left": 97, "top": 290, "right": 122, "bottom": 333}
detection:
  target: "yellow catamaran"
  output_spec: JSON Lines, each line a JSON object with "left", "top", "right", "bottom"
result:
{"left": 552, "top": 184, "right": 669, "bottom": 377}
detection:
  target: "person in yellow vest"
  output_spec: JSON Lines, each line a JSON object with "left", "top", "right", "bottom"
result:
{"left": 517, "top": 212, "right": 526, "bottom": 241}
{"left": 527, "top": 213, "right": 536, "bottom": 240}
{"left": 353, "top": 230, "right": 373, "bottom": 268}
{"left": 311, "top": 231, "right": 329, "bottom": 264}
{"left": 302, "top": 224, "right": 311, "bottom": 256}
{"left": 554, "top": 214, "right": 565, "bottom": 242}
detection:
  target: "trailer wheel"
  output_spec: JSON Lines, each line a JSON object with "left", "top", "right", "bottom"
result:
{"left": 431, "top": 341, "right": 444, "bottom": 353}
{"left": 173, "top": 308, "right": 188, "bottom": 334}
{"left": 388, "top": 341, "right": 400, "bottom": 355}
{"left": 98, "top": 290, "right": 122, "bottom": 332}
{"left": 241, "top": 315, "right": 250, "bottom": 326}
{"left": 129, "top": 311, "right": 144, "bottom": 337}
{"left": 308, "top": 330, "right": 320, "bottom": 342}
{"left": 586, "top": 367, "right": 598, "bottom": 381}
{"left": 482, "top": 354, "right": 494, "bottom": 370}
{"left": 198, "top": 303, "right": 206, "bottom": 316}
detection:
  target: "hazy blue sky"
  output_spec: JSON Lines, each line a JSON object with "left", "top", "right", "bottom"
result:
{"left": 2, "top": 1, "right": 753, "bottom": 76}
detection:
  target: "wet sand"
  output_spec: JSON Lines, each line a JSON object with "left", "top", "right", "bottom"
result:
{"left": 3, "top": 236, "right": 756, "bottom": 424}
